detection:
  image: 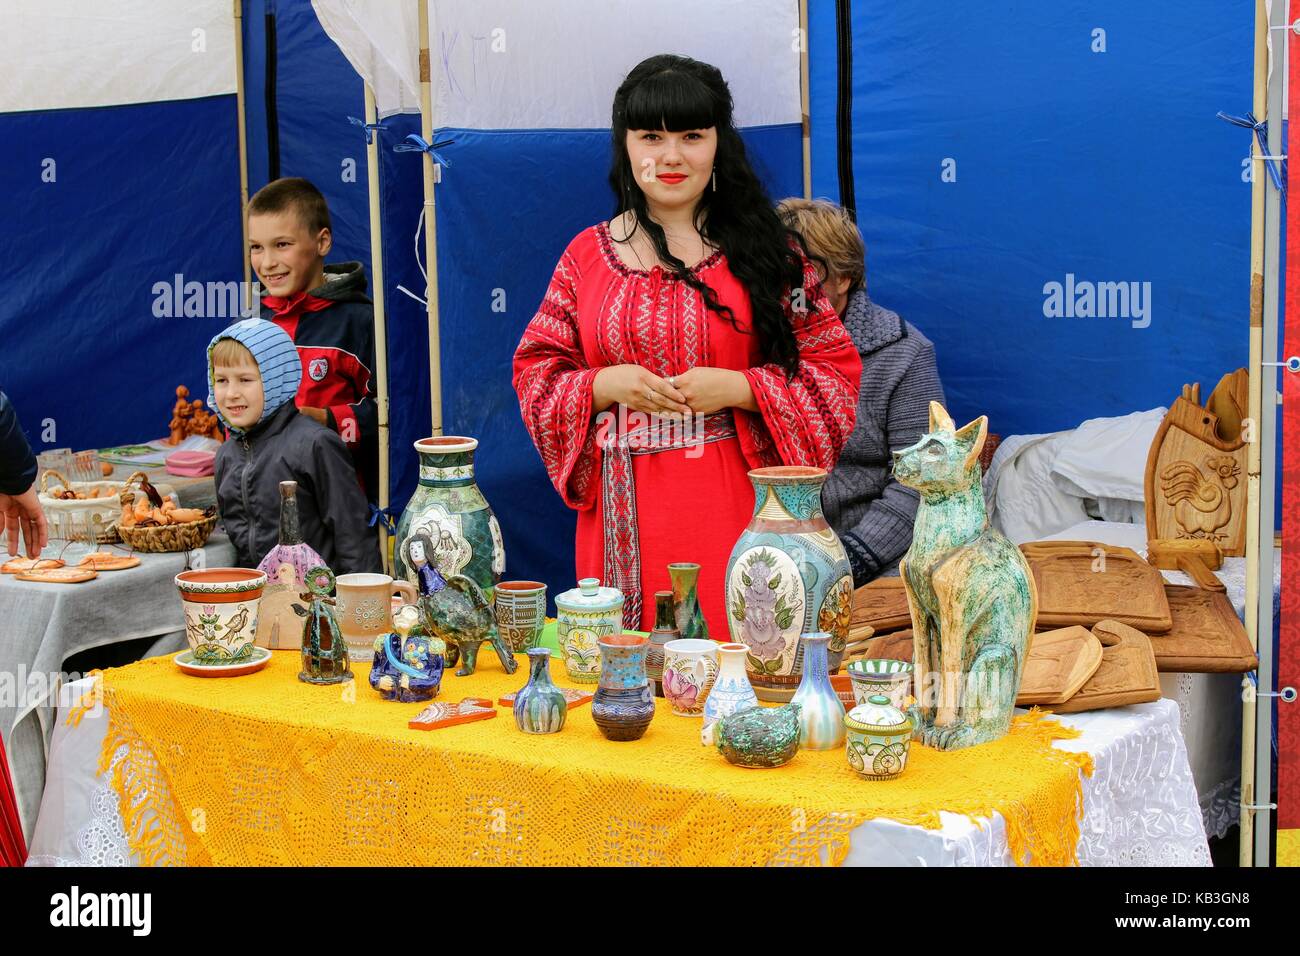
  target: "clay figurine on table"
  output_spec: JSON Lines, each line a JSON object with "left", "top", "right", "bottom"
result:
{"left": 371, "top": 604, "right": 446, "bottom": 702}
{"left": 294, "top": 566, "right": 353, "bottom": 685}
{"left": 403, "top": 533, "right": 517, "bottom": 677}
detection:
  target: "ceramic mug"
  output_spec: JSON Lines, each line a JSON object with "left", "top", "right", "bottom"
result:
{"left": 335, "top": 573, "right": 418, "bottom": 662}
{"left": 847, "top": 658, "right": 914, "bottom": 710}
{"left": 176, "top": 568, "right": 266, "bottom": 665}
{"left": 662, "top": 639, "right": 719, "bottom": 717}
{"left": 493, "top": 580, "right": 548, "bottom": 653}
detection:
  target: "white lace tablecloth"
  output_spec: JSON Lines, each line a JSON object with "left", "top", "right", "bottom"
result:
{"left": 28, "top": 678, "right": 1210, "bottom": 867}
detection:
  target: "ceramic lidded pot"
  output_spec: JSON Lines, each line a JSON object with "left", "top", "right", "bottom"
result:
{"left": 176, "top": 568, "right": 266, "bottom": 664}
{"left": 712, "top": 704, "right": 802, "bottom": 768}
{"left": 724, "top": 466, "right": 854, "bottom": 701}
{"left": 392, "top": 437, "right": 505, "bottom": 596}
{"left": 790, "top": 633, "right": 846, "bottom": 750}
{"left": 555, "top": 578, "right": 623, "bottom": 683}
{"left": 514, "top": 647, "right": 568, "bottom": 734}
{"left": 701, "top": 643, "right": 759, "bottom": 744}
{"left": 845, "top": 694, "right": 914, "bottom": 780}
{"left": 591, "top": 634, "right": 655, "bottom": 741}
{"left": 847, "top": 658, "right": 914, "bottom": 710}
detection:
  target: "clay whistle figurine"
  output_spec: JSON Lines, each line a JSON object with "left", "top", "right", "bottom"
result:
{"left": 294, "top": 566, "right": 353, "bottom": 685}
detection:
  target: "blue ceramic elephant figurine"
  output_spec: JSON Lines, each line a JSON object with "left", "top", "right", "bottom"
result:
{"left": 894, "top": 402, "right": 1037, "bottom": 751}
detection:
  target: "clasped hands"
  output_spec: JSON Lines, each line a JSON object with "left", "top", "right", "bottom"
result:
{"left": 592, "top": 365, "right": 758, "bottom": 418}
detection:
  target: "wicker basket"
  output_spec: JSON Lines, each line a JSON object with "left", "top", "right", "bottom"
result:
{"left": 38, "top": 469, "right": 125, "bottom": 543}
{"left": 116, "top": 475, "right": 217, "bottom": 553}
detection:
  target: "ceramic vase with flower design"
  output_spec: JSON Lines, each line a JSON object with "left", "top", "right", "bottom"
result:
{"left": 790, "top": 633, "right": 845, "bottom": 750}
{"left": 725, "top": 466, "right": 853, "bottom": 701}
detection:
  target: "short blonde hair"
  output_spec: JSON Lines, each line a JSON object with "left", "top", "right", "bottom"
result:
{"left": 776, "top": 197, "right": 865, "bottom": 293}
{"left": 211, "top": 338, "right": 257, "bottom": 368}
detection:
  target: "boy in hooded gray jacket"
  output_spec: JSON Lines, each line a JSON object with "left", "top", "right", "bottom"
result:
{"left": 208, "top": 319, "right": 381, "bottom": 574}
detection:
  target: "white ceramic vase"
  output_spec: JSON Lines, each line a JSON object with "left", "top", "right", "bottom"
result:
{"left": 701, "top": 642, "right": 759, "bottom": 744}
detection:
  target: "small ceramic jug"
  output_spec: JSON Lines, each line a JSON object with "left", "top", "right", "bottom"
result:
{"left": 591, "top": 634, "right": 655, "bottom": 741}
{"left": 701, "top": 643, "right": 759, "bottom": 744}
{"left": 335, "top": 572, "right": 418, "bottom": 662}
{"left": 555, "top": 578, "right": 623, "bottom": 683}
{"left": 845, "top": 694, "right": 914, "bottom": 780}
{"left": 646, "top": 590, "right": 679, "bottom": 696}
{"left": 513, "top": 647, "right": 568, "bottom": 734}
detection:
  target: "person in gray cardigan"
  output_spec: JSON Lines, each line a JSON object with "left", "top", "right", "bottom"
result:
{"left": 778, "top": 199, "right": 946, "bottom": 585}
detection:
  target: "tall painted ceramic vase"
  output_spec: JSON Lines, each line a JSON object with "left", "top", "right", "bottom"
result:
{"left": 393, "top": 437, "right": 505, "bottom": 596}
{"left": 700, "top": 642, "right": 759, "bottom": 744}
{"left": 725, "top": 466, "right": 854, "bottom": 701}
{"left": 591, "top": 634, "right": 655, "bottom": 741}
{"left": 555, "top": 578, "right": 624, "bottom": 683}
{"left": 790, "top": 633, "right": 846, "bottom": 750}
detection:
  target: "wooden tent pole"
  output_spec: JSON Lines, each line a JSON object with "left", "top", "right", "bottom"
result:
{"left": 799, "top": 0, "right": 812, "bottom": 199}
{"left": 364, "top": 84, "right": 393, "bottom": 574}
{"left": 234, "top": 0, "right": 252, "bottom": 304}
{"left": 1239, "top": 0, "right": 1268, "bottom": 866}
{"left": 418, "top": 0, "right": 443, "bottom": 437}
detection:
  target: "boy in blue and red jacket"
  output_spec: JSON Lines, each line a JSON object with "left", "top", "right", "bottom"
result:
{"left": 246, "top": 177, "right": 379, "bottom": 501}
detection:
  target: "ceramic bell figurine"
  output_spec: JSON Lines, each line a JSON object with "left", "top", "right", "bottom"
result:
{"left": 370, "top": 604, "right": 445, "bottom": 702}
{"left": 404, "top": 532, "right": 517, "bottom": 677}
{"left": 845, "top": 694, "right": 914, "bottom": 780}
{"left": 295, "top": 566, "right": 352, "bottom": 685}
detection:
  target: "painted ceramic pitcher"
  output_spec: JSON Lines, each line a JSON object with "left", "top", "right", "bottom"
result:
{"left": 725, "top": 466, "right": 853, "bottom": 700}
{"left": 393, "top": 437, "right": 505, "bottom": 595}
{"left": 591, "top": 634, "right": 655, "bottom": 741}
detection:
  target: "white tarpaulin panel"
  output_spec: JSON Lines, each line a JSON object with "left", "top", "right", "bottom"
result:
{"left": 2, "top": 0, "right": 236, "bottom": 113}
{"left": 313, "top": 0, "right": 802, "bottom": 128}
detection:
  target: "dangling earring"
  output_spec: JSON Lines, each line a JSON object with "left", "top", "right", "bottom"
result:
{"left": 711, "top": 168, "right": 717, "bottom": 191}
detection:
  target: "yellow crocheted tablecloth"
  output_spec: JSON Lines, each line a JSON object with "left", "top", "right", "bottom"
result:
{"left": 82, "top": 652, "right": 1094, "bottom": 867}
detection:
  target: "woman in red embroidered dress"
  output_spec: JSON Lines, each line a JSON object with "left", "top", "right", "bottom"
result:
{"left": 513, "top": 55, "right": 862, "bottom": 634}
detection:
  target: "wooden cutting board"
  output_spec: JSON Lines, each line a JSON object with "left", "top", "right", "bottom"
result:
{"left": 1015, "top": 625, "right": 1104, "bottom": 706}
{"left": 1022, "top": 542, "right": 1173, "bottom": 633}
{"left": 1148, "top": 585, "right": 1258, "bottom": 673}
{"left": 1050, "top": 620, "right": 1162, "bottom": 713}
{"left": 851, "top": 577, "right": 912, "bottom": 632}
{"left": 860, "top": 628, "right": 914, "bottom": 663}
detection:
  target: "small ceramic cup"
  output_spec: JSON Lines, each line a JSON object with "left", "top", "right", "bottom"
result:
{"left": 847, "top": 658, "right": 914, "bottom": 710}
{"left": 335, "top": 573, "right": 419, "bottom": 662}
{"left": 493, "top": 580, "right": 548, "bottom": 654}
{"left": 662, "top": 639, "right": 719, "bottom": 717}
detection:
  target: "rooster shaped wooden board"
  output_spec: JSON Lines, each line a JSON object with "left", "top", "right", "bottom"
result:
{"left": 1144, "top": 369, "right": 1248, "bottom": 558}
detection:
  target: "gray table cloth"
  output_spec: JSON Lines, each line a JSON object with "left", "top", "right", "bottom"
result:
{"left": 0, "top": 532, "right": 235, "bottom": 840}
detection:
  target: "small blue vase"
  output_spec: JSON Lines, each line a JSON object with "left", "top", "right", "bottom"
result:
{"left": 513, "top": 648, "right": 567, "bottom": 734}
{"left": 790, "top": 632, "right": 845, "bottom": 750}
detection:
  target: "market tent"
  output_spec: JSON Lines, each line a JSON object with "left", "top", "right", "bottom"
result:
{"left": 0, "top": 0, "right": 243, "bottom": 455}
{"left": 1, "top": 0, "right": 1268, "bottom": 589}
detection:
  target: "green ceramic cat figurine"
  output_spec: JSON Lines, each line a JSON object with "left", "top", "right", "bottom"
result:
{"left": 894, "top": 402, "right": 1037, "bottom": 751}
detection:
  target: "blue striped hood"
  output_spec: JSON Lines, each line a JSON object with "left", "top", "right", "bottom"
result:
{"left": 207, "top": 319, "right": 302, "bottom": 434}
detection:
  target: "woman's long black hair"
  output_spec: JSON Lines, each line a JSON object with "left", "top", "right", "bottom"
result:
{"left": 608, "top": 54, "right": 814, "bottom": 378}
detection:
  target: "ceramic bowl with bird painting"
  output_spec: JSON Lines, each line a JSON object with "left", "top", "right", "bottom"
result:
{"left": 176, "top": 568, "right": 266, "bottom": 665}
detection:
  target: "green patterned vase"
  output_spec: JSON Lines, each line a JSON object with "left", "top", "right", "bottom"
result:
{"left": 393, "top": 437, "right": 505, "bottom": 596}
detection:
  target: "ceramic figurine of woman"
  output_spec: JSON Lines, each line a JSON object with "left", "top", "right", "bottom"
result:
{"left": 405, "top": 532, "right": 447, "bottom": 597}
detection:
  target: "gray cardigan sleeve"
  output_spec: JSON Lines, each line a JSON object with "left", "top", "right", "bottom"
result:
{"left": 310, "top": 431, "right": 383, "bottom": 575}
{"left": 841, "top": 340, "right": 946, "bottom": 583}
